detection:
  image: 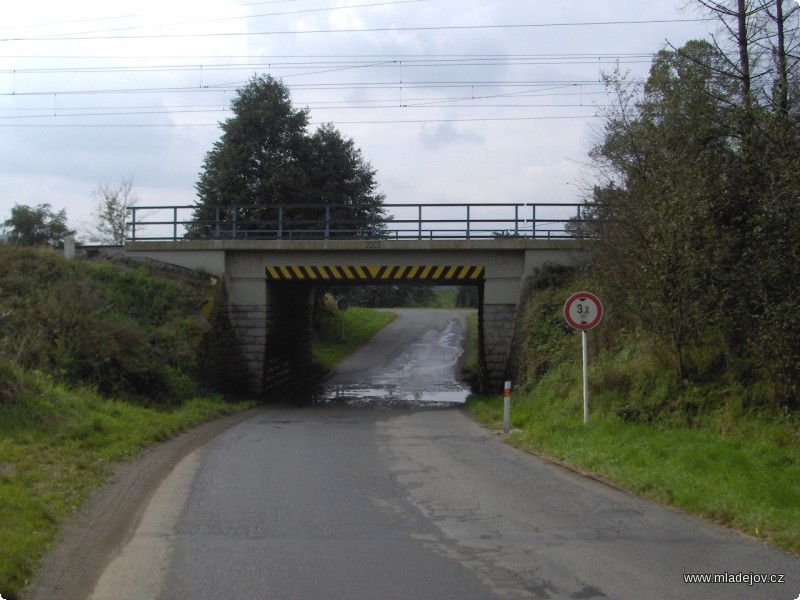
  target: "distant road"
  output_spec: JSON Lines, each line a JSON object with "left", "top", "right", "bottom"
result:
{"left": 319, "top": 308, "right": 475, "bottom": 405}
{"left": 30, "top": 310, "right": 800, "bottom": 600}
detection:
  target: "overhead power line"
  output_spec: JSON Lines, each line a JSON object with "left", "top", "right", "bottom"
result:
{"left": 0, "top": 0, "right": 419, "bottom": 36}
{"left": 0, "top": 54, "right": 654, "bottom": 75}
{"left": 0, "top": 52, "right": 659, "bottom": 61}
{"left": 2, "top": 18, "right": 713, "bottom": 42}
{"left": 0, "top": 114, "right": 603, "bottom": 128}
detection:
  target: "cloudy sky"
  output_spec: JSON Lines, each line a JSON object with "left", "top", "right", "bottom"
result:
{"left": 0, "top": 1, "right": 716, "bottom": 239}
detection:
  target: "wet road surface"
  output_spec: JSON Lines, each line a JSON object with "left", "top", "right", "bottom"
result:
{"left": 318, "top": 308, "right": 474, "bottom": 406}
{"left": 69, "top": 309, "right": 800, "bottom": 599}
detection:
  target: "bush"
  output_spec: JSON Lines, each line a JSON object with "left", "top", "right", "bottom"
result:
{"left": 515, "top": 265, "right": 580, "bottom": 386}
{"left": 0, "top": 359, "right": 36, "bottom": 407}
{"left": 0, "top": 245, "right": 212, "bottom": 405}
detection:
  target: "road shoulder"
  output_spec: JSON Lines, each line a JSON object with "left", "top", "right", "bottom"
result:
{"left": 25, "top": 409, "right": 259, "bottom": 600}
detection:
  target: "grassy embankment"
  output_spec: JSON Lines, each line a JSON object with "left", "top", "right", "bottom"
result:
{"left": 0, "top": 246, "right": 257, "bottom": 599}
{"left": 312, "top": 303, "right": 396, "bottom": 373}
{"left": 467, "top": 274, "right": 800, "bottom": 554}
{"left": 0, "top": 386, "right": 244, "bottom": 599}
{"left": 0, "top": 247, "right": 393, "bottom": 599}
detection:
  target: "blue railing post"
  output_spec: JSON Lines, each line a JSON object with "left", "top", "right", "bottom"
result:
{"left": 514, "top": 205, "right": 519, "bottom": 236}
{"left": 214, "top": 206, "right": 221, "bottom": 239}
{"left": 173, "top": 207, "right": 178, "bottom": 241}
{"left": 531, "top": 205, "right": 537, "bottom": 239}
{"left": 325, "top": 205, "right": 330, "bottom": 240}
{"left": 418, "top": 205, "right": 422, "bottom": 240}
{"left": 130, "top": 207, "right": 136, "bottom": 241}
{"left": 466, "top": 205, "right": 471, "bottom": 240}
{"left": 232, "top": 206, "right": 237, "bottom": 239}
{"left": 278, "top": 206, "right": 284, "bottom": 240}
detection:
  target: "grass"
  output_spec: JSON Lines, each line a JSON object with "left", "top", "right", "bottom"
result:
{"left": 431, "top": 286, "right": 458, "bottom": 308}
{"left": 461, "top": 312, "right": 480, "bottom": 387}
{"left": 0, "top": 372, "right": 253, "bottom": 599}
{"left": 467, "top": 362, "right": 800, "bottom": 554}
{"left": 312, "top": 305, "right": 396, "bottom": 373}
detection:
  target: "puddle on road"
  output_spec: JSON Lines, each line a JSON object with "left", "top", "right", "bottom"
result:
{"left": 314, "top": 316, "right": 471, "bottom": 408}
{"left": 317, "top": 383, "right": 470, "bottom": 407}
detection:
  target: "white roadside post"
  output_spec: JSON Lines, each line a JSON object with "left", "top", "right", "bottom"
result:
{"left": 63, "top": 235, "right": 75, "bottom": 259}
{"left": 563, "top": 292, "right": 604, "bottom": 425}
{"left": 503, "top": 380, "right": 512, "bottom": 433}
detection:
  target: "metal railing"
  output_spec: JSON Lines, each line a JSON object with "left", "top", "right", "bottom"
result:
{"left": 127, "top": 202, "right": 590, "bottom": 242}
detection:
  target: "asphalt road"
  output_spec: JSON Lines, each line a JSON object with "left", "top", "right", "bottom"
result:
{"left": 30, "top": 309, "right": 800, "bottom": 600}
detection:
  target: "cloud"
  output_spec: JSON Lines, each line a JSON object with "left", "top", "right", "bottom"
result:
{"left": 418, "top": 121, "right": 484, "bottom": 149}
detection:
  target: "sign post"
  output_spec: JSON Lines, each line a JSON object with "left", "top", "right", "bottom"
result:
{"left": 503, "top": 380, "right": 512, "bottom": 433}
{"left": 563, "top": 292, "right": 603, "bottom": 425}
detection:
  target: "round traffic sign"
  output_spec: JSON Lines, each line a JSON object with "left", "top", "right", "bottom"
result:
{"left": 564, "top": 292, "right": 603, "bottom": 331}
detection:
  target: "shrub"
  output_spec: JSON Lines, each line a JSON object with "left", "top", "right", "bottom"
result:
{"left": 0, "top": 359, "right": 35, "bottom": 407}
{"left": 0, "top": 245, "right": 212, "bottom": 405}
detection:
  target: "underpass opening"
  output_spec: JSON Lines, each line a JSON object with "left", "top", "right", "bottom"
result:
{"left": 263, "top": 265, "right": 487, "bottom": 400}
{"left": 263, "top": 282, "right": 315, "bottom": 395}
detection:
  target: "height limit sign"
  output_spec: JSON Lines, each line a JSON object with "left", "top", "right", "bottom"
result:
{"left": 564, "top": 292, "right": 603, "bottom": 424}
{"left": 564, "top": 291, "right": 603, "bottom": 331}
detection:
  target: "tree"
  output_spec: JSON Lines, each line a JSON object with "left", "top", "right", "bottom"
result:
{"left": 586, "top": 43, "right": 739, "bottom": 377}
{"left": 586, "top": 21, "right": 800, "bottom": 408}
{"left": 691, "top": 1, "right": 800, "bottom": 117}
{"left": 90, "top": 177, "right": 139, "bottom": 244}
{"left": 331, "top": 284, "right": 438, "bottom": 309}
{"left": 693, "top": 0, "right": 757, "bottom": 113}
{"left": 2, "top": 203, "right": 75, "bottom": 247}
{"left": 188, "top": 75, "right": 386, "bottom": 239}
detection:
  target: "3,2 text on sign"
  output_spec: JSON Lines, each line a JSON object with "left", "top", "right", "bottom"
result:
{"left": 564, "top": 292, "right": 603, "bottom": 331}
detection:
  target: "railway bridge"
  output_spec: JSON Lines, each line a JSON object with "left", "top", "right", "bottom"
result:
{"left": 124, "top": 203, "right": 588, "bottom": 394}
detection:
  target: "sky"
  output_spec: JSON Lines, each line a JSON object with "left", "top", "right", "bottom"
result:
{"left": 0, "top": 1, "right": 717, "bottom": 240}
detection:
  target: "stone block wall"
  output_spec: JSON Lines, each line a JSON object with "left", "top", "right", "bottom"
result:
{"left": 197, "top": 283, "right": 250, "bottom": 396}
{"left": 205, "top": 283, "right": 314, "bottom": 397}
{"left": 228, "top": 304, "right": 268, "bottom": 393}
{"left": 480, "top": 303, "right": 517, "bottom": 392}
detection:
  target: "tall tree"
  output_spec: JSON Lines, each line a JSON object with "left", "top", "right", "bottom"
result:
{"left": 690, "top": 1, "right": 800, "bottom": 396}
{"left": 188, "top": 75, "right": 385, "bottom": 239}
{"left": 694, "top": 0, "right": 758, "bottom": 114}
{"left": 2, "top": 204, "right": 75, "bottom": 247}
{"left": 587, "top": 42, "right": 737, "bottom": 376}
{"left": 587, "top": 15, "right": 800, "bottom": 407}
{"left": 755, "top": 0, "right": 800, "bottom": 118}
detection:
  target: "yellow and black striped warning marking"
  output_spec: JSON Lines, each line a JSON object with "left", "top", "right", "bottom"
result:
{"left": 265, "top": 265, "right": 484, "bottom": 282}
